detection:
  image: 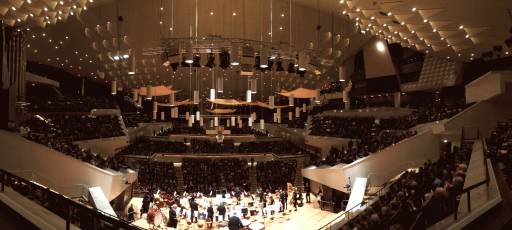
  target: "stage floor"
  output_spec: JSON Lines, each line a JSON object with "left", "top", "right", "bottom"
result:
{"left": 128, "top": 193, "right": 339, "bottom": 230}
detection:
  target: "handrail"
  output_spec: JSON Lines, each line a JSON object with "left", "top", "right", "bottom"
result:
{"left": 0, "top": 168, "right": 143, "bottom": 230}
{"left": 317, "top": 178, "right": 395, "bottom": 230}
{"left": 410, "top": 135, "right": 490, "bottom": 229}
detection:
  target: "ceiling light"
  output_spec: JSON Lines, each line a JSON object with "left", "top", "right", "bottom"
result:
{"left": 281, "top": 13, "right": 285, "bottom": 17}
{"left": 356, "top": 8, "right": 361, "bottom": 12}
{"left": 423, "top": 19, "right": 428, "bottom": 23}
{"left": 59, "top": 1, "right": 64, "bottom": 5}
{"left": 459, "top": 25, "right": 464, "bottom": 30}
{"left": 412, "top": 7, "right": 417, "bottom": 12}
{"left": 27, "top": 0, "right": 32, "bottom": 3}
{"left": 210, "top": 11, "right": 214, "bottom": 15}
{"left": 401, "top": 22, "right": 405, "bottom": 25}
{"left": 376, "top": 40, "right": 386, "bottom": 52}
{"left": 387, "top": 12, "right": 392, "bottom": 16}
{"left": 232, "top": 12, "right": 237, "bottom": 16}
{"left": 383, "top": 23, "right": 387, "bottom": 27}
{"left": 371, "top": 16, "right": 375, "bottom": 20}
{"left": 44, "top": 7, "right": 48, "bottom": 11}
{"left": 465, "top": 34, "right": 470, "bottom": 38}
{"left": 433, "top": 29, "right": 437, "bottom": 32}
{"left": 342, "top": 11, "right": 347, "bottom": 15}
{"left": 339, "top": 0, "right": 345, "bottom": 3}
{"left": 10, "top": 6, "right": 16, "bottom": 11}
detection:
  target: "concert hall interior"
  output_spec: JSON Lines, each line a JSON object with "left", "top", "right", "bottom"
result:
{"left": 1, "top": 0, "right": 512, "bottom": 229}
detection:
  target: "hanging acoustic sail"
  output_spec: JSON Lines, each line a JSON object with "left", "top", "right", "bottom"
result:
{"left": 193, "top": 90, "right": 200, "bottom": 104}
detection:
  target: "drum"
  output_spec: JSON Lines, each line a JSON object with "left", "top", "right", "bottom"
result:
{"left": 248, "top": 222, "right": 265, "bottom": 230}
{"left": 241, "top": 219, "right": 252, "bottom": 227}
{"left": 147, "top": 209, "right": 163, "bottom": 226}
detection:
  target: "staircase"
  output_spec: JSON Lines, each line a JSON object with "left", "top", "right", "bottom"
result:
{"left": 175, "top": 166, "right": 184, "bottom": 193}
{"left": 249, "top": 166, "right": 258, "bottom": 194}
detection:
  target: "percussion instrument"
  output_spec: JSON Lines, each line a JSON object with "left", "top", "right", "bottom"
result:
{"left": 241, "top": 219, "right": 252, "bottom": 227}
{"left": 248, "top": 222, "right": 265, "bottom": 230}
{"left": 147, "top": 208, "right": 164, "bottom": 226}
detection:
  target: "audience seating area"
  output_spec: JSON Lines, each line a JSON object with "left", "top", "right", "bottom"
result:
{"left": 343, "top": 143, "right": 472, "bottom": 229}
{"left": 182, "top": 158, "right": 250, "bottom": 194}
{"left": 19, "top": 115, "right": 125, "bottom": 170}
{"left": 487, "top": 120, "right": 512, "bottom": 189}
{"left": 29, "top": 96, "right": 116, "bottom": 112}
{"left": 256, "top": 160, "right": 297, "bottom": 192}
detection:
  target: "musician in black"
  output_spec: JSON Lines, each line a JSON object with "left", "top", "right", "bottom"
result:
{"left": 217, "top": 202, "right": 227, "bottom": 220}
{"left": 167, "top": 205, "right": 178, "bottom": 228}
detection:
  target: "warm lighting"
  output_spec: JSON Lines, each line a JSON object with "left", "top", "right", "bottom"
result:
{"left": 412, "top": 7, "right": 417, "bottom": 12}
{"left": 459, "top": 25, "right": 464, "bottom": 30}
{"left": 376, "top": 40, "right": 386, "bottom": 52}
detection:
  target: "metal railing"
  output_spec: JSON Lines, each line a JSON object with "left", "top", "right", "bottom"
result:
{"left": 317, "top": 180, "right": 392, "bottom": 230}
{"left": 0, "top": 169, "right": 142, "bottom": 230}
{"left": 409, "top": 133, "right": 490, "bottom": 229}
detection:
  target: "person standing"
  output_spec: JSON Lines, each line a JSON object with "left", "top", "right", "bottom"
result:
{"left": 127, "top": 204, "right": 135, "bottom": 222}
{"left": 207, "top": 203, "right": 214, "bottom": 221}
{"left": 167, "top": 205, "right": 178, "bottom": 228}
{"left": 217, "top": 202, "right": 226, "bottom": 220}
{"left": 305, "top": 183, "right": 311, "bottom": 203}
{"left": 279, "top": 190, "right": 286, "bottom": 212}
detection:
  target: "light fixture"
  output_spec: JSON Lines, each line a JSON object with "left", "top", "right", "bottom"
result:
{"left": 298, "top": 52, "right": 307, "bottom": 71}
{"left": 210, "top": 11, "right": 214, "bottom": 15}
{"left": 465, "top": 34, "right": 470, "bottom": 38}
{"left": 128, "top": 52, "right": 136, "bottom": 75}
{"left": 259, "top": 49, "right": 268, "bottom": 68}
{"left": 371, "top": 16, "right": 375, "bottom": 20}
{"left": 412, "top": 7, "right": 417, "bottom": 12}
{"left": 387, "top": 12, "right": 392, "bottom": 16}
{"left": 459, "top": 25, "right": 464, "bottom": 30}
{"left": 185, "top": 41, "right": 193, "bottom": 64}
{"left": 423, "top": 19, "right": 428, "bottom": 23}
{"left": 433, "top": 29, "right": 437, "bottom": 32}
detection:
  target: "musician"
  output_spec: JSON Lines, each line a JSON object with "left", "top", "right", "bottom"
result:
{"left": 283, "top": 188, "right": 289, "bottom": 210}
{"left": 305, "top": 183, "right": 311, "bottom": 203}
{"left": 279, "top": 190, "right": 286, "bottom": 212}
{"left": 228, "top": 215, "right": 243, "bottom": 230}
{"left": 167, "top": 204, "right": 178, "bottom": 228}
{"left": 207, "top": 203, "right": 214, "bottom": 221}
{"left": 141, "top": 192, "right": 153, "bottom": 214}
{"left": 292, "top": 188, "right": 299, "bottom": 211}
{"left": 127, "top": 204, "right": 135, "bottom": 222}
{"left": 189, "top": 197, "right": 199, "bottom": 222}
{"left": 217, "top": 202, "right": 227, "bottom": 220}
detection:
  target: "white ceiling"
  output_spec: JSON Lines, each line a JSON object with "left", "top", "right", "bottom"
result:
{"left": 1, "top": 0, "right": 511, "bottom": 98}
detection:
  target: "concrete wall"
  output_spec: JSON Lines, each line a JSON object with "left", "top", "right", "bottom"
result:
{"left": 465, "top": 71, "right": 512, "bottom": 103}
{"left": 305, "top": 135, "right": 353, "bottom": 155}
{"left": 439, "top": 93, "right": 512, "bottom": 138}
{"left": 303, "top": 130, "right": 440, "bottom": 192}
{"left": 0, "top": 130, "right": 130, "bottom": 201}
{"left": 74, "top": 136, "right": 129, "bottom": 157}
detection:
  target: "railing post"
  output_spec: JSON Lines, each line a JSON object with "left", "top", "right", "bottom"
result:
{"left": 453, "top": 197, "right": 458, "bottom": 220}
{"left": 66, "top": 201, "right": 71, "bottom": 230}
{"left": 1, "top": 172, "right": 4, "bottom": 192}
{"left": 467, "top": 191, "right": 471, "bottom": 213}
